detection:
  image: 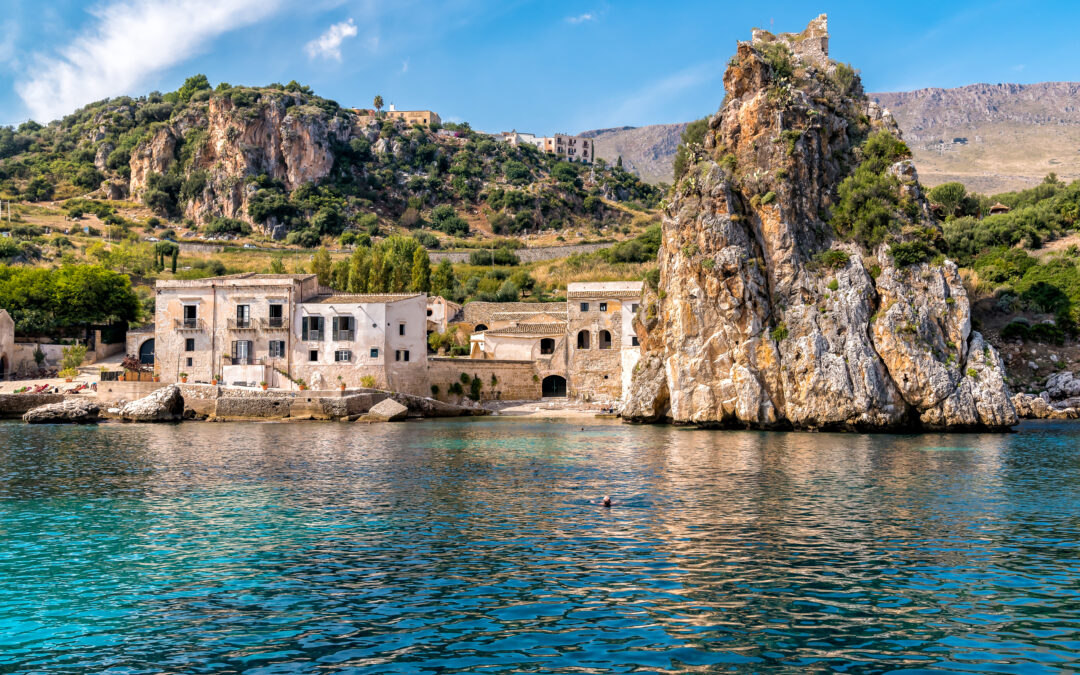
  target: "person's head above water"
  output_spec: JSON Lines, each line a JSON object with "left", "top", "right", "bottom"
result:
{"left": 602, "top": 495, "right": 611, "bottom": 507}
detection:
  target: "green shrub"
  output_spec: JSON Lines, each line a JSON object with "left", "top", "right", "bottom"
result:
{"left": 770, "top": 322, "right": 788, "bottom": 341}
{"left": 827, "top": 279, "right": 839, "bottom": 291}
{"left": 890, "top": 241, "right": 934, "bottom": 267}
{"left": 813, "top": 249, "right": 850, "bottom": 270}
{"left": 760, "top": 191, "right": 777, "bottom": 205}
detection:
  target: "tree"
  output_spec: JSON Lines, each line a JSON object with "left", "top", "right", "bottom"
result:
{"left": 311, "top": 248, "right": 332, "bottom": 286}
{"left": 269, "top": 256, "right": 286, "bottom": 274}
{"left": 410, "top": 246, "right": 431, "bottom": 292}
{"left": 431, "top": 259, "right": 457, "bottom": 298}
{"left": 928, "top": 182, "right": 967, "bottom": 219}
{"left": 373, "top": 95, "right": 384, "bottom": 112}
{"left": 616, "top": 155, "right": 623, "bottom": 168}
{"left": 177, "top": 74, "right": 211, "bottom": 104}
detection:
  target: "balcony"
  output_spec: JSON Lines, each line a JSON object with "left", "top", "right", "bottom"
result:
{"left": 304, "top": 330, "right": 323, "bottom": 341}
{"left": 174, "top": 318, "right": 205, "bottom": 331}
{"left": 332, "top": 329, "right": 355, "bottom": 342}
{"left": 223, "top": 357, "right": 265, "bottom": 366}
{"left": 227, "top": 318, "right": 257, "bottom": 331}
{"left": 260, "top": 317, "right": 289, "bottom": 331}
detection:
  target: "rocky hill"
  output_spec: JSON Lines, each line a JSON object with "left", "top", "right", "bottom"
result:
{"left": 585, "top": 82, "right": 1080, "bottom": 194}
{"left": 0, "top": 78, "right": 662, "bottom": 243}
{"left": 622, "top": 15, "right": 1016, "bottom": 431}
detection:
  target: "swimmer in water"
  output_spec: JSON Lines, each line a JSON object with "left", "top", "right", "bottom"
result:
{"left": 602, "top": 495, "right": 611, "bottom": 508}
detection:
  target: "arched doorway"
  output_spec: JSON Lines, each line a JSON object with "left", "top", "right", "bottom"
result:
{"left": 542, "top": 375, "right": 566, "bottom": 397}
{"left": 138, "top": 338, "right": 155, "bottom": 365}
{"left": 474, "top": 324, "right": 488, "bottom": 332}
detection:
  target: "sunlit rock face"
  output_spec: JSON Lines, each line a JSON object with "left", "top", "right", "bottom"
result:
{"left": 623, "top": 15, "right": 1016, "bottom": 431}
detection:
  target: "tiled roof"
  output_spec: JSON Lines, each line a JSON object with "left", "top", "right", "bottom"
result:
{"left": 566, "top": 290, "right": 643, "bottom": 299}
{"left": 456, "top": 301, "right": 565, "bottom": 324}
{"left": 491, "top": 310, "right": 567, "bottom": 321}
{"left": 311, "top": 293, "right": 423, "bottom": 304}
{"left": 484, "top": 322, "right": 567, "bottom": 336}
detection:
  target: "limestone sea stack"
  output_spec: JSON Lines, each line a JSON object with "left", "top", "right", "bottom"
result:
{"left": 622, "top": 15, "right": 1016, "bottom": 430}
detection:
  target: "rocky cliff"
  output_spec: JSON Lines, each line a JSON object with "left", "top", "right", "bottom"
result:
{"left": 129, "top": 93, "right": 354, "bottom": 236}
{"left": 622, "top": 15, "right": 1017, "bottom": 431}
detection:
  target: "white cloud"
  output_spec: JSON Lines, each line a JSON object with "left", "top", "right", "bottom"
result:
{"left": 15, "top": 0, "right": 283, "bottom": 123}
{"left": 401, "top": 59, "right": 409, "bottom": 74}
{"left": 305, "top": 18, "right": 358, "bottom": 61}
{"left": 565, "top": 12, "right": 595, "bottom": 24}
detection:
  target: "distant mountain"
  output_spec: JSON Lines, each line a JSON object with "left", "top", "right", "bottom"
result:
{"left": 581, "top": 123, "right": 686, "bottom": 185}
{"left": 872, "top": 82, "right": 1080, "bottom": 194}
{"left": 582, "top": 82, "right": 1080, "bottom": 194}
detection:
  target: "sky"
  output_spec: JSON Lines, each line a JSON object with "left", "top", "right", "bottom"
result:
{"left": 1, "top": 0, "right": 1078, "bottom": 132}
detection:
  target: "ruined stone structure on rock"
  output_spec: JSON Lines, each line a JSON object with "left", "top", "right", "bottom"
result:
{"left": 622, "top": 15, "right": 1016, "bottom": 430}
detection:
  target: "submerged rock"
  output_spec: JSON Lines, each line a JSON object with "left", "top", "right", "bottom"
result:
{"left": 623, "top": 15, "right": 1015, "bottom": 431}
{"left": 119, "top": 385, "right": 184, "bottom": 422}
{"left": 23, "top": 398, "right": 100, "bottom": 424}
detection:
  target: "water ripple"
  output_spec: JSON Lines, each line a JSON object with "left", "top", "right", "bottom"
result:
{"left": 0, "top": 419, "right": 1078, "bottom": 673}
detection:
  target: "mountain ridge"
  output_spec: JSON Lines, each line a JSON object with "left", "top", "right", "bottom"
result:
{"left": 582, "top": 81, "right": 1080, "bottom": 194}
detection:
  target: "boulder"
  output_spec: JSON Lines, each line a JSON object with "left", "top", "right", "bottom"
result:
{"left": 1045, "top": 371, "right": 1080, "bottom": 401}
{"left": 23, "top": 398, "right": 100, "bottom": 424}
{"left": 119, "top": 385, "right": 184, "bottom": 422}
{"left": 367, "top": 398, "right": 409, "bottom": 422}
{"left": 1012, "top": 392, "right": 1080, "bottom": 419}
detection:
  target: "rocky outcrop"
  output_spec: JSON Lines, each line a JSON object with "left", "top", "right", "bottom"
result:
{"left": 1012, "top": 393, "right": 1080, "bottom": 419}
{"left": 366, "top": 398, "right": 410, "bottom": 422}
{"left": 622, "top": 15, "right": 1016, "bottom": 431}
{"left": 119, "top": 385, "right": 184, "bottom": 422}
{"left": 129, "top": 93, "right": 355, "bottom": 237}
{"left": 23, "top": 398, "right": 100, "bottom": 424}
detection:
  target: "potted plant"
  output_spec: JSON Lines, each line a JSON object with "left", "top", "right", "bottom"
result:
{"left": 179, "top": 372, "right": 188, "bottom": 383}
{"left": 296, "top": 378, "right": 307, "bottom": 391}
{"left": 153, "top": 372, "right": 160, "bottom": 382}
{"left": 59, "top": 367, "right": 78, "bottom": 382}
{"left": 212, "top": 374, "right": 221, "bottom": 385}
{"left": 337, "top": 375, "right": 346, "bottom": 391}
{"left": 260, "top": 381, "right": 268, "bottom": 391}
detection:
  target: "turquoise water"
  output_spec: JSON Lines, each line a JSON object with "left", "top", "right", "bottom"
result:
{"left": 1, "top": 419, "right": 1079, "bottom": 673}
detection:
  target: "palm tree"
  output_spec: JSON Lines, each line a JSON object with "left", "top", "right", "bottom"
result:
{"left": 373, "top": 95, "right": 384, "bottom": 113}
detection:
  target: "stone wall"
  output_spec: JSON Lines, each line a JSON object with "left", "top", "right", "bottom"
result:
{"left": 427, "top": 357, "right": 540, "bottom": 401}
{"left": 0, "top": 393, "right": 65, "bottom": 418}
{"left": 97, "top": 380, "right": 163, "bottom": 405}
{"left": 566, "top": 299, "right": 628, "bottom": 402}
{"left": 429, "top": 242, "right": 611, "bottom": 265}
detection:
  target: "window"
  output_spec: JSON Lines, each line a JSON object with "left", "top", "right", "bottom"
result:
{"left": 396, "top": 350, "right": 410, "bottom": 362}
{"left": 308, "top": 350, "right": 319, "bottom": 362}
{"left": 182, "top": 304, "right": 197, "bottom": 328}
{"left": 599, "top": 330, "right": 612, "bottom": 350}
{"left": 231, "top": 340, "right": 252, "bottom": 364}
{"left": 631, "top": 336, "right": 640, "bottom": 347}
{"left": 185, "top": 338, "right": 195, "bottom": 352}
{"left": 577, "top": 330, "right": 590, "bottom": 349}
{"left": 399, "top": 323, "right": 406, "bottom": 336}
{"left": 599, "top": 302, "right": 607, "bottom": 312}
{"left": 185, "top": 357, "right": 193, "bottom": 367}
{"left": 268, "top": 304, "right": 284, "bottom": 327}
{"left": 235, "top": 304, "right": 251, "bottom": 328}
{"left": 333, "top": 316, "right": 355, "bottom": 341}
{"left": 370, "top": 348, "right": 379, "bottom": 358}
{"left": 302, "top": 316, "right": 324, "bottom": 341}
{"left": 631, "top": 303, "right": 639, "bottom": 313}
{"left": 426, "top": 309, "right": 433, "bottom": 317}
{"left": 334, "top": 350, "right": 352, "bottom": 362}
{"left": 268, "top": 340, "right": 285, "bottom": 358}
{"left": 540, "top": 338, "right": 555, "bottom": 355}
{"left": 580, "top": 302, "right": 589, "bottom": 312}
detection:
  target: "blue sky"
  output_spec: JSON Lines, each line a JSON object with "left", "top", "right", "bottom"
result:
{"left": 2, "top": 0, "right": 1077, "bottom": 131}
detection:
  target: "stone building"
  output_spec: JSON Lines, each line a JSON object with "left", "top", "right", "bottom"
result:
{"left": 465, "top": 281, "right": 643, "bottom": 401}
{"left": 384, "top": 105, "right": 441, "bottom": 126}
{"left": 153, "top": 274, "right": 428, "bottom": 393}
{"left": 0, "top": 309, "right": 12, "bottom": 381}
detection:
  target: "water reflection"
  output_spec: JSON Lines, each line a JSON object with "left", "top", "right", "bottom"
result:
{"left": 0, "top": 419, "right": 1077, "bottom": 673}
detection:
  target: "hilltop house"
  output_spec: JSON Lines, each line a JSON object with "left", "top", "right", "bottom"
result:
{"left": 499, "top": 131, "right": 594, "bottom": 164}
